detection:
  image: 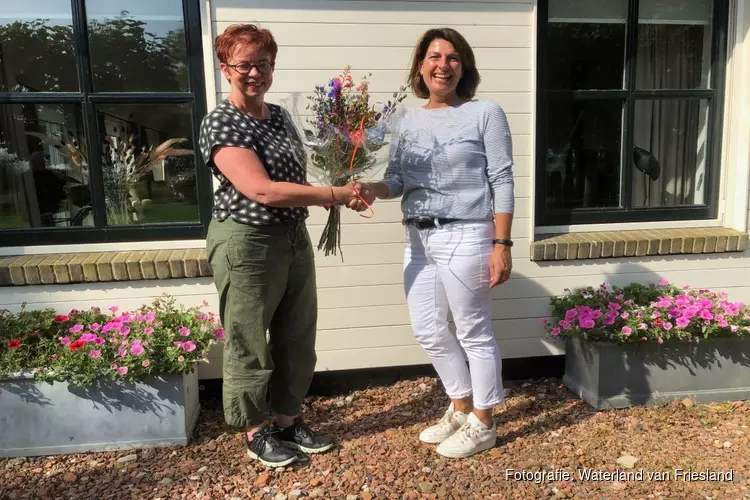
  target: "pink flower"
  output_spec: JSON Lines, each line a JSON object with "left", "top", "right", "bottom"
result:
{"left": 622, "top": 326, "right": 632, "bottom": 337}
{"left": 119, "top": 327, "right": 130, "bottom": 336}
{"left": 117, "top": 346, "right": 127, "bottom": 358}
{"left": 676, "top": 317, "right": 690, "bottom": 328}
{"left": 565, "top": 309, "right": 578, "bottom": 320}
{"left": 142, "top": 359, "right": 151, "bottom": 368}
{"left": 144, "top": 327, "right": 154, "bottom": 335}
{"left": 663, "top": 322, "right": 673, "bottom": 331}
{"left": 580, "top": 320, "right": 596, "bottom": 329}
{"left": 182, "top": 341, "right": 196, "bottom": 352}
{"left": 130, "top": 344, "right": 145, "bottom": 356}
{"left": 659, "top": 279, "right": 670, "bottom": 286}
{"left": 621, "top": 312, "right": 630, "bottom": 320}
{"left": 144, "top": 312, "right": 156, "bottom": 323}
{"left": 700, "top": 309, "right": 714, "bottom": 321}
{"left": 79, "top": 333, "right": 98, "bottom": 343}
{"left": 639, "top": 323, "right": 648, "bottom": 330}
{"left": 109, "top": 305, "right": 119, "bottom": 313}
{"left": 657, "top": 336, "right": 664, "bottom": 344}
{"left": 607, "top": 302, "right": 621, "bottom": 311}
{"left": 651, "top": 311, "right": 662, "bottom": 319}
{"left": 90, "top": 323, "right": 101, "bottom": 331}
{"left": 59, "top": 336, "right": 71, "bottom": 345}
{"left": 179, "top": 327, "right": 191, "bottom": 337}
{"left": 551, "top": 327, "right": 561, "bottom": 336}
{"left": 69, "top": 324, "right": 84, "bottom": 333}
{"left": 111, "top": 363, "right": 118, "bottom": 370}
{"left": 116, "top": 366, "right": 128, "bottom": 376}
{"left": 214, "top": 328, "right": 225, "bottom": 340}
{"left": 603, "top": 316, "right": 615, "bottom": 326}
{"left": 539, "top": 318, "right": 549, "bottom": 325}
{"left": 89, "top": 350, "right": 101, "bottom": 358}
{"left": 202, "top": 300, "right": 209, "bottom": 306}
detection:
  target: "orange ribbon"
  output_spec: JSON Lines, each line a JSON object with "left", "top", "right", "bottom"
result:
{"left": 348, "top": 116, "right": 374, "bottom": 218}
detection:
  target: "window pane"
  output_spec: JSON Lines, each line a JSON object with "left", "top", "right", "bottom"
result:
{"left": 544, "top": 99, "right": 623, "bottom": 210}
{"left": 0, "top": 103, "right": 91, "bottom": 228}
{"left": 547, "top": 0, "right": 627, "bottom": 90}
{"left": 96, "top": 103, "right": 198, "bottom": 225}
{"left": 631, "top": 99, "right": 710, "bottom": 208}
{"left": 637, "top": 0, "right": 713, "bottom": 89}
{"left": 86, "top": 0, "right": 189, "bottom": 92}
{"left": 0, "top": 1, "right": 78, "bottom": 92}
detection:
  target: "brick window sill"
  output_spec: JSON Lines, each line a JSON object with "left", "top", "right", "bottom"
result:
{"left": 0, "top": 250, "right": 211, "bottom": 287}
{"left": 530, "top": 227, "right": 748, "bottom": 262}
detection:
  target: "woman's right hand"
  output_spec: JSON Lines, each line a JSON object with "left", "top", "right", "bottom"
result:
{"left": 333, "top": 183, "right": 375, "bottom": 212}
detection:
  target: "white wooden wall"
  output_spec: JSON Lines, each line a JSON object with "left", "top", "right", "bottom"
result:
{"left": 2, "top": 0, "right": 750, "bottom": 380}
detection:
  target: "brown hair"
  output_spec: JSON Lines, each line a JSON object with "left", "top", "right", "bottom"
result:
{"left": 407, "top": 28, "right": 480, "bottom": 99}
{"left": 214, "top": 24, "right": 278, "bottom": 64}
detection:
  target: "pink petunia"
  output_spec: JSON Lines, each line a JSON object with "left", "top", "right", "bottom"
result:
{"left": 144, "top": 312, "right": 156, "bottom": 323}
{"left": 676, "top": 317, "right": 690, "bottom": 328}
{"left": 214, "top": 328, "right": 225, "bottom": 340}
{"left": 116, "top": 366, "right": 128, "bottom": 376}
{"left": 144, "top": 327, "right": 154, "bottom": 335}
{"left": 69, "top": 324, "right": 84, "bottom": 333}
{"left": 179, "top": 327, "right": 191, "bottom": 337}
{"left": 621, "top": 312, "right": 629, "bottom": 320}
{"left": 119, "top": 327, "right": 130, "bottom": 336}
{"left": 90, "top": 323, "right": 101, "bottom": 331}
{"left": 663, "top": 322, "right": 673, "bottom": 331}
{"left": 142, "top": 359, "right": 151, "bottom": 368}
{"left": 551, "top": 327, "right": 561, "bottom": 336}
{"left": 59, "top": 336, "right": 71, "bottom": 345}
{"left": 89, "top": 350, "right": 101, "bottom": 358}
{"left": 581, "top": 320, "right": 596, "bottom": 329}
{"left": 657, "top": 336, "right": 664, "bottom": 344}
{"left": 622, "top": 327, "right": 632, "bottom": 337}
{"left": 182, "top": 341, "right": 196, "bottom": 352}
{"left": 109, "top": 305, "right": 119, "bottom": 313}
{"left": 130, "top": 343, "right": 145, "bottom": 356}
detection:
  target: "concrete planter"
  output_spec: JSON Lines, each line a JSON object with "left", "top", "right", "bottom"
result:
{"left": 0, "top": 370, "right": 199, "bottom": 458}
{"left": 563, "top": 337, "right": 750, "bottom": 410}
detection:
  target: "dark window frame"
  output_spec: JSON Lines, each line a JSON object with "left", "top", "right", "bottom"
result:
{"left": 535, "top": 0, "right": 729, "bottom": 227}
{"left": 0, "top": 0, "right": 212, "bottom": 247}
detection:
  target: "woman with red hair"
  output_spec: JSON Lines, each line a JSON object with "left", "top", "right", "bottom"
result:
{"left": 199, "top": 24, "right": 369, "bottom": 468}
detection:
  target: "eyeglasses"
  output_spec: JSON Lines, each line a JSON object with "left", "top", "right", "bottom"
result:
{"left": 227, "top": 61, "right": 274, "bottom": 75}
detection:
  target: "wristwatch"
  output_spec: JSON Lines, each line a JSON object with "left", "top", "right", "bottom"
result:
{"left": 492, "top": 238, "right": 513, "bottom": 247}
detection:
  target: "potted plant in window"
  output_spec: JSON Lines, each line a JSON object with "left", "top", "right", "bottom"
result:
{"left": 26, "top": 131, "right": 194, "bottom": 224}
{"left": 0, "top": 295, "right": 224, "bottom": 458}
{"left": 541, "top": 281, "right": 750, "bottom": 410}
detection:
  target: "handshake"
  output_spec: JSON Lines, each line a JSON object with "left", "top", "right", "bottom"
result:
{"left": 331, "top": 182, "right": 377, "bottom": 212}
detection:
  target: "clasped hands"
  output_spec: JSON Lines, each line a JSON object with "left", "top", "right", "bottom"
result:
{"left": 332, "top": 182, "right": 376, "bottom": 212}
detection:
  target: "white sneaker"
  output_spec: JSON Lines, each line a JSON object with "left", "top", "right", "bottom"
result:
{"left": 435, "top": 412, "right": 497, "bottom": 458}
{"left": 419, "top": 403, "right": 468, "bottom": 444}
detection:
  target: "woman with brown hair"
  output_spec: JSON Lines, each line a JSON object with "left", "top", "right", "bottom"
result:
{"left": 199, "top": 24, "right": 371, "bottom": 468}
{"left": 362, "top": 27, "right": 515, "bottom": 458}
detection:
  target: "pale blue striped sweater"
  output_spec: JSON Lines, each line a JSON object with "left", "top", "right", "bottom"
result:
{"left": 380, "top": 99, "right": 515, "bottom": 220}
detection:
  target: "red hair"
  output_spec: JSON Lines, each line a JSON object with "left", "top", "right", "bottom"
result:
{"left": 215, "top": 24, "right": 278, "bottom": 64}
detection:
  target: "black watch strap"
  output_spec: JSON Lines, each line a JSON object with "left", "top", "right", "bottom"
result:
{"left": 492, "top": 238, "right": 513, "bottom": 247}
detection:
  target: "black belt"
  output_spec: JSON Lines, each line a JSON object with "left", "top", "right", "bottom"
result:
{"left": 404, "top": 218, "right": 460, "bottom": 230}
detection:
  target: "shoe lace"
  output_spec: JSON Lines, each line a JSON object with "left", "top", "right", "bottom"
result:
{"left": 293, "top": 421, "right": 316, "bottom": 440}
{"left": 257, "top": 427, "right": 285, "bottom": 448}
{"left": 455, "top": 423, "right": 484, "bottom": 445}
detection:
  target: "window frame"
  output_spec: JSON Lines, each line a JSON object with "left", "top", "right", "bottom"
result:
{"left": 0, "top": 0, "right": 212, "bottom": 247}
{"left": 535, "top": 0, "right": 730, "bottom": 227}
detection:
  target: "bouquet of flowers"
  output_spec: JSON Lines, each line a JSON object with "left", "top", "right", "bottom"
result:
{"left": 281, "top": 67, "right": 407, "bottom": 258}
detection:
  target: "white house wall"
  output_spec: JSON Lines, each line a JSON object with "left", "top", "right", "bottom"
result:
{"left": 2, "top": 0, "right": 750, "bottom": 380}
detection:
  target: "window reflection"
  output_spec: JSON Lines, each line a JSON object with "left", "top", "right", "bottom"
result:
{"left": 96, "top": 103, "right": 198, "bottom": 225}
{"left": 0, "top": 103, "right": 91, "bottom": 228}
{"left": 86, "top": 0, "right": 189, "bottom": 92}
{"left": 0, "top": 1, "right": 78, "bottom": 92}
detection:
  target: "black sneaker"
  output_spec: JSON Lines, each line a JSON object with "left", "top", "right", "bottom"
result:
{"left": 274, "top": 421, "right": 335, "bottom": 454}
{"left": 244, "top": 426, "right": 299, "bottom": 468}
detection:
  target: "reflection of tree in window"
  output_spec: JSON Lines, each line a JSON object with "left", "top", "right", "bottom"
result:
{"left": 0, "top": 12, "right": 187, "bottom": 93}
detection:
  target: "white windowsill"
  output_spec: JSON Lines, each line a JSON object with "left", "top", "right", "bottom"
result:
{"left": 535, "top": 218, "right": 723, "bottom": 235}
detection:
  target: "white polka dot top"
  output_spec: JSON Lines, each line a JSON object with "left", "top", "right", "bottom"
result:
{"left": 198, "top": 100, "right": 309, "bottom": 225}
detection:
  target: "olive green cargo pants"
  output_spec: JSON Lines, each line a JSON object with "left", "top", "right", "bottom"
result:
{"left": 206, "top": 217, "right": 318, "bottom": 428}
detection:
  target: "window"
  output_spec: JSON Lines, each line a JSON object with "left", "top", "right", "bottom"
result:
{"left": 0, "top": 0, "right": 210, "bottom": 246}
{"left": 535, "top": 0, "right": 728, "bottom": 226}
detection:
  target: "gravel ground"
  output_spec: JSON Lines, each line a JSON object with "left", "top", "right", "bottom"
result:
{"left": 1, "top": 376, "right": 749, "bottom": 499}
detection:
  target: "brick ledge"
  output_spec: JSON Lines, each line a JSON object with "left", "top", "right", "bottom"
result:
{"left": 0, "top": 249, "right": 211, "bottom": 287}
{"left": 530, "top": 227, "right": 748, "bottom": 262}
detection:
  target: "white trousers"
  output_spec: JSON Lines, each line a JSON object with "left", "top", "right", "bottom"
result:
{"left": 403, "top": 220, "right": 504, "bottom": 410}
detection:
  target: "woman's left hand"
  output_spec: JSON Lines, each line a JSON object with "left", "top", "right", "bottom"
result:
{"left": 489, "top": 245, "right": 512, "bottom": 288}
